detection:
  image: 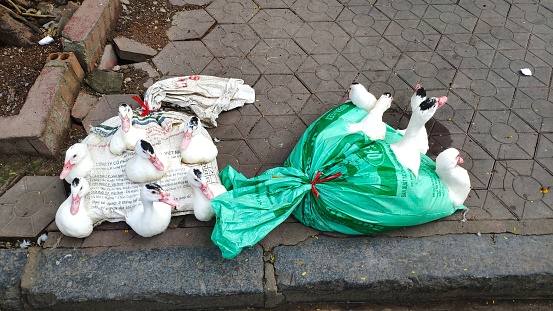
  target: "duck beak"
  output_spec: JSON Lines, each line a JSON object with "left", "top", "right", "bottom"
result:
{"left": 159, "top": 192, "right": 178, "bottom": 207}
{"left": 437, "top": 96, "right": 448, "bottom": 108}
{"left": 200, "top": 183, "right": 215, "bottom": 200}
{"left": 149, "top": 154, "right": 165, "bottom": 171}
{"left": 457, "top": 155, "right": 464, "bottom": 165}
{"left": 70, "top": 194, "right": 81, "bottom": 215}
{"left": 121, "top": 115, "right": 131, "bottom": 133}
{"left": 60, "top": 161, "right": 74, "bottom": 179}
{"left": 180, "top": 131, "right": 192, "bottom": 149}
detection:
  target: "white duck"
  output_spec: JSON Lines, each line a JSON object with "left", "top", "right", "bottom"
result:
{"left": 120, "top": 183, "right": 178, "bottom": 237}
{"left": 186, "top": 168, "right": 227, "bottom": 221}
{"left": 390, "top": 96, "right": 447, "bottom": 178}
{"left": 348, "top": 92, "right": 393, "bottom": 140}
{"left": 109, "top": 103, "right": 146, "bottom": 155}
{"left": 435, "top": 148, "right": 471, "bottom": 206}
{"left": 55, "top": 177, "right": 93, "bottom": 238}
{"left": 397, "top": 84, "right": 430, "bottom": 154}
{"left": 180, "top": 116, "right": 218, "bottom": 164}
{"left": 347, "top": 82, "right": 377, "bottom": 112}
{"left": 59, "top": 143, "right": 94, "bottom": 183}
{"left": 126, "top": 139, "right": 168, "bottom": 183}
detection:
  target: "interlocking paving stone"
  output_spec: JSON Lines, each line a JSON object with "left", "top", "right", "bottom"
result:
{"left": 167, "top": 9, "right": 216, "bottom": 41}
{"left": 512, "top": 87, "right": 553, "bottom": 133}
{"left": 207, "top": 103, "right": 261, "bottom": 139}
{"left": 490, "top": 160, "right": 553, "bottom": 220}
{"left": 254, "top": 0, "right": 295, "bottom": 9}
{"left": 428, "top": 91, "right": 474, "bottom": 134}
{"left": 206, "top": 0, "right": 260, "bottom": 24}
{"left": 249, "top": 39, "right": 308, "bottom": 74}
{"left": 247, "top": 9, "right": 304, "bottom": 39}
{"left": 536, "top": 133, "right": 553, "bottom": 173}
{"left": 169, "top": 0, "right": 211, "bottom": 5}
{"left": 342, "top": 37, "right": 401, "bottom": 71}
{"left": 0, "top": 177, "right": 65, "bottom": 238}
{"left": 458, "top": 0, "right": 510, "bottom": 21}
{"left": 382, "top": 20, "right": 441, "bottom": 52}
{"left": 473, "top": 18, "right": 531, "bottom": 50}
{"left": 296, "top": 54, "right": 358, "bottom": 93}
{"left": 336, "top": 4, "right": 390, "bottom": 37}
{"left": 394, "top": 52, "right": 457, "bottom": 90}
{"left": 423, "top": 4, "right": 478, "bottom": 35}
{"left": 469, "top": 110, "right": 538, "bottom": 160}
{"left": 215, "top": 139, "right": 262, "bottom": 178}
{"left": 201, "top": 56, "right": 261, "bottom": 86}
{"left": 202, "top": 24, "right": 260, "bottom": 57}
{"left": 294, "top": 22, "right": 349, "bottom": 55}
{"left": 254, "top": 75, "right": 311, "bottom": 115}
{"left": 152, "top": 41, "right": 214, "bottom": 76}
{"left": 436, "top": 34, "right": 495, "bottom": 69}
{"left": 298, "top": 92, "right": 346, "bottom": 126}
{"left": 376, "top": 0, "right": 428, "bottom": 20}
{"left": 290, "top": 0, "right": 343, "bottom": 22}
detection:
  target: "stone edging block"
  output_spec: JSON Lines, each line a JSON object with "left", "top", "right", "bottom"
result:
{"left": 62, "top": 0, "right": 121, "bottom": 72}
{"left": 0, "top": 52, "right": 85, "bottom": 157}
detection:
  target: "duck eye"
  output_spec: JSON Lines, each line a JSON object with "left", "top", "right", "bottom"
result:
{"left": 151, "top": 191, "right": 156, "bottom": 194}
{"left": 73, "top": 154, "right": 76, "bottom": 158}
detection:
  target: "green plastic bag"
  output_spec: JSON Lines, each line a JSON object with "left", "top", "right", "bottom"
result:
{"left": 211, "top": 103, "right": 466, "bottom": 259}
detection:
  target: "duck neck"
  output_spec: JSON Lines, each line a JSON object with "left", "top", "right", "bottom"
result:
{"left": 403, "top": 116, "right": 425, "bottom": 139}
{"left": 192, "top": 185, "right": 209, "bottom": 202}
{"left": 140, "top": 197, "right": 155, "bottom": 217}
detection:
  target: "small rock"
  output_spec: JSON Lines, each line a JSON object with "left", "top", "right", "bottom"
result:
{"left": 113, "top": 65, "right": 121, "bottom": 71}
{"left": 113, "top": 36, "right": 157, "bottom": 62}
{"left": 85, "top": 70, "right": 124, "bottom": 94}
{"left": 98, "top": 44, "right": 118, "bottom": 71}
{"left": 121, "top": 0, "right": 129, "bottom": 4}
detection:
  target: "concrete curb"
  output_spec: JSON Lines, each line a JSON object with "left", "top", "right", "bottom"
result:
{"left": 2, "top": 234, "right": 552, "bottom": 310}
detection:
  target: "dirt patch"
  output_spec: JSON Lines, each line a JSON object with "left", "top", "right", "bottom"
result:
{"left": 0, "top": 41, "right": 62, "bottom": 116}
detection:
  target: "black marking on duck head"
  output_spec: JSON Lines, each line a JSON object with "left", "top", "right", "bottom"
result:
{"left": 193, "top": 168, "right": 202, "bottom": 179}
{"left": 140, "top": 140, "right": 155, "bottom": 154}
{"left": 189, "top": 117, "right": 199, "bottom": 127}
{"left": 351, "top": 82, "right": 359, "bottom": 85}
{"left": 419, "top": 97, "right": 436, "bottom": 111}
{"left": 119, "top": 103, "right": 128, "bottom": 108}
{"left": 383, "top": 92, "right": 391, "bottom": 98}
{"left": 416, "top": 87, "right": 426, "bottom": 97}
{"left": 72, "top": 177, "right": 80, "bottom": 187}
{"left": 145, "top": 183, "right": 163, "bottom": 191}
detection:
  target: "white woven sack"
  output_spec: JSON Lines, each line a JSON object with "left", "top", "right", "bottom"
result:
{"left": 80, "top": 110, "right": 221, "bottom": 225}
{"left": 142, "top": 75, "right": 255, "bottom": 127}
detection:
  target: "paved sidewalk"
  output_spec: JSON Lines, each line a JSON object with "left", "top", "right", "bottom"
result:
{"left": 2, "top": 0, "right": 553, "bottom": 309}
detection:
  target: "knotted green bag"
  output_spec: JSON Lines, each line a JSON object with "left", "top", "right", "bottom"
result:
{"left": 211, "top": 103, "right": 466, "bottom": 258}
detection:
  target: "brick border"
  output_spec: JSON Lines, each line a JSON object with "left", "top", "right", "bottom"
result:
{"left": 0, "top": 52, "right": 84, "bottom": 157}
